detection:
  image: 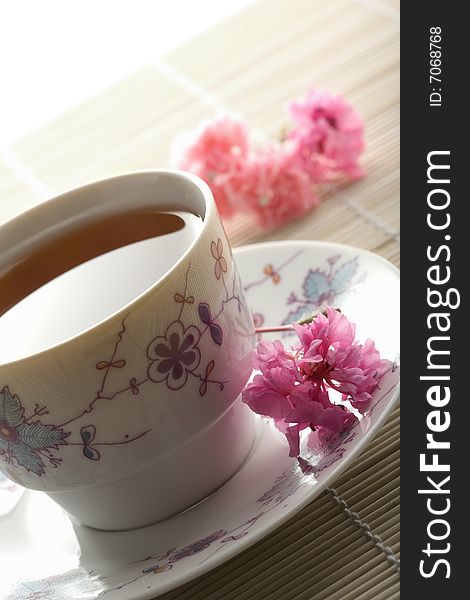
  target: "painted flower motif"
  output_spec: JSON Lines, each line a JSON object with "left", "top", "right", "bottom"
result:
{"left": 4, "top": 568, "right": 103, "bottom": 600}
{"left": 211, "top": 239, "right": 228, "bottom": 279}
{"left": 283, "top": 255, "right": 360, "bottom": 325}
{"left": 257, "top": 469, "right": 304, "bottom": 506}
{"left": 0, "top": 387, "right": 69, "bottom": 477}
{"left": 147, "top": 321, "right": 201, "bottom": 390}
{"left": 142, "top": 564, "right": 173, "bottom": 575}
{"left": 169, "top": 530, "right": 227, "bottom": 562}
{"left": 298, "top": 430, "right": 358, "bottom": 476}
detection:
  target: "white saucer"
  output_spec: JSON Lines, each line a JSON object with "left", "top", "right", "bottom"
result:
{"left": 0, "top": 241, "right": 400, "bottom": 600}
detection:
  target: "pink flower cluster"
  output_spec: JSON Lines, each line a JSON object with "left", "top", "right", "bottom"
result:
{"left": 242, "top": 308, "right": 390, "bottom": 458}
{"left": 176, "top": 88, "right": 365, "bottom": 229}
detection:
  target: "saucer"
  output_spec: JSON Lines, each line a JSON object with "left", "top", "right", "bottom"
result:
{"left": 0, "top": 241, "right": 400, "bottom": 600}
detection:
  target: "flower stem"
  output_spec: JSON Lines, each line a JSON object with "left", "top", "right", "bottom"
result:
{"left": 255, "top": 325, "right": 294, "bottom": 333}
{"left": 254, "top": 307, "right": 341, "bottom": 334}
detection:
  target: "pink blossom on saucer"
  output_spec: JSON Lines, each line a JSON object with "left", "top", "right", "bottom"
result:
{"left": 242, "top": 307, "right": 391, "bottom": 458}
{"left": 255, "top": 339, "right": 298, "bottom": 375}
{"left": 294, "top": 307, "right": 389, "bottom": 408}
{"left": 287, "top": 88, "right": 365, "bottom": 182}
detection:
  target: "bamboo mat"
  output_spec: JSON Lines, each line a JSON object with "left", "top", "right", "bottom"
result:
{"left": 0, "top": 0, "right": 400, "bottom": 598}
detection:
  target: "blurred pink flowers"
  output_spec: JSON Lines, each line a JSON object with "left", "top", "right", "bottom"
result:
{"left": 242, "top": 308, "right": 390, "bottom": 458}
{"left": 175, "top": 88, "right": 365, "bottom": 229}
{"left": 178, "top": 115, "right": 249, "bottom": 219}
{"left": 287, "top": 88, "right": 365, "bottom": 181}
{"left": 230, "top": 146, "right": 319, "bottom": 230}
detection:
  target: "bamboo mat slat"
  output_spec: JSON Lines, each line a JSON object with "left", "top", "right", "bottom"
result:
{"left": 0, "top": 0, "right": 400, "bottom": 598}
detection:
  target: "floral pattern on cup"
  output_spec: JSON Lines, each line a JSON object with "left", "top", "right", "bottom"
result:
{"left": 147, "top": 321, "right": 201, "bottom": 390}
{"left": 0, "top": 387, "right": 69, "bottom": 476}
{"left": 211, "top": 239, "right": 228, "bottom": 279}
{"left": 0, "top": 236, "right": 244, "bottom": 479}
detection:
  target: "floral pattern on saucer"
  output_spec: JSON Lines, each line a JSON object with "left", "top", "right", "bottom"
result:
{"left": 243, "top": 250, "right": 365, "bottom": 327}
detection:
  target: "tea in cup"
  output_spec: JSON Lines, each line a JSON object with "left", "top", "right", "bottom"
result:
{"left": 0, "top": 170, "right": 255, "bottom": 530}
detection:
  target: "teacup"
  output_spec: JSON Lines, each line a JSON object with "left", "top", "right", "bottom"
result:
{"left": 0, "top": 170, "right": 255, "bottom": 530}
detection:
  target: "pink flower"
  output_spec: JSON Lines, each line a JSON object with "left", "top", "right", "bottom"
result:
{"left": 287, "top": 88, "right": 365, "bottom": 182}
{"left": 256, "top": 339, "right": 297, "bottom": 375}
{"left": 177, "top": 115, "right": 249, "bottom": 218}
{"left": 242, "top": 308, "right": 391, "bottom": 457}
{"left": 233, "top": 146, "right": 320, "bottom": 230}
{"left": 294, "top": 307, "right": 389, "bottom": 407}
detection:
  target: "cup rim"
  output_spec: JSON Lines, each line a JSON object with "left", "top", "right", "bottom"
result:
{"left": 0, "top": 169, "right": 215, "bottom": 369}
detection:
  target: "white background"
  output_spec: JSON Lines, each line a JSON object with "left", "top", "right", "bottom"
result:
{"left": 0, "top": 0, "right": 251, "bottom": 145}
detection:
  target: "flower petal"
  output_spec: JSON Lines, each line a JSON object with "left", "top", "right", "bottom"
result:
{"left": 172, "top": 362, "right": 184, "bottom": 381}
{"left": 285, "top": 424, "right": 301, "bottom": 457}
{"left": 153, "top": 343, "right": 173, "bottom": 358}
{"left": 219, "top": 256, "right": 228, "bottom": 273}
{"left": 167, "top": 367, "right": 190, "bottom": 391}
{"left": 179, "top": 333, "right": 196, "bottom": 353}
{"left": 180, "top": 351, "right": 196, "bottom": 366}
{"left": 286, "top": 402, "right": 345, "bottom": 433}
{"left": 242, "top": 374, "right": 292, "bottom": 419}
{"left": 211, "top": 240, "right": 218, "bottom": 259}
{"left": 169, "top": 332, "right": 180, "bottom": 353}
{"left": 148, "top": 361, "right": 173, "bottom": 383}
{"left": 210, "top": 323, "right": 224, "bottom": 345}
{"left": 198, "top": 303, "right": 212, "bottom": 325}
{"left": 157, "top": 358, "right": 176, "bottom": 374}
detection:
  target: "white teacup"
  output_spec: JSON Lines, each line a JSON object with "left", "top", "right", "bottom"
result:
{"left": 0, "top": 170, "right": 255, "bottom": 530}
